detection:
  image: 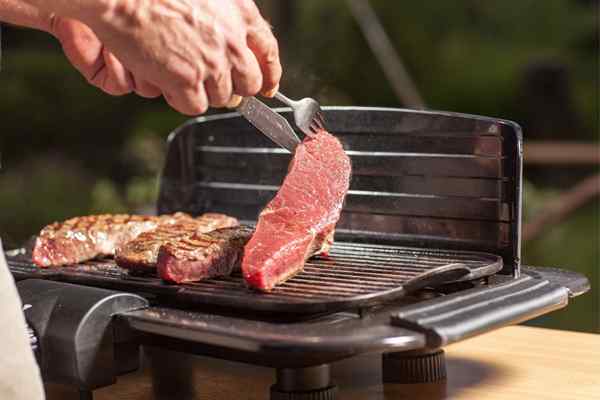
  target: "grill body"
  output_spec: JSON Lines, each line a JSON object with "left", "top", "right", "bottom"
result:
{"left": 7, "top": 107, "right": 589, "bottom": 399}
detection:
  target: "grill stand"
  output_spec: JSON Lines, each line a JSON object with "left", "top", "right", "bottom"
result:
{"left": 271, "top": 365, "right": 338, "bottom": 400}
{"left": 146, "top": 346, "right": 197, "bottom": 399}
{"left": 382, "top": 349, "right": 446, "bottom": 384}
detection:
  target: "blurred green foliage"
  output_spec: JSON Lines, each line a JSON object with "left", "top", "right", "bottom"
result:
{"left": 0, "top": 1, "right": 597, "bottom": 331}
{"left": 521, "top": 183, "right": 599, "bottom": 332}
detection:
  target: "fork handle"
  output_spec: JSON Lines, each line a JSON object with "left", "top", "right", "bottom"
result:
{"left": 274, "top": 92, "right": 295, "bottom": 107}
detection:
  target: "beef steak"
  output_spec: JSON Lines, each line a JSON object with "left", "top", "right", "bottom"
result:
{"left": 32, "top": 212, "right": 194, "bottom": 267}
{"left": 242, "top": 129, "right": 351, "bottom": 291}
{"left": 157, "top": 225, "right": 253, "bottom": 284}
{"left": 115, "top": 213, "right": 239, "bottom": 271}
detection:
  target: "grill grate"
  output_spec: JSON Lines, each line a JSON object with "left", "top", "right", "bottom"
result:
{"left": 7, "top": 242, "right": 502, "bottom": 314}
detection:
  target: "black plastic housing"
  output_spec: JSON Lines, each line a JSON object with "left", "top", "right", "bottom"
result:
{"left": 17, "top": 279, "right": 148, "bottom": 390}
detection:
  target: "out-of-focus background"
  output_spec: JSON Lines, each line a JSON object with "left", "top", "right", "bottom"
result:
{"left": 0, "top": 0, "right": 598, "bottom": 332}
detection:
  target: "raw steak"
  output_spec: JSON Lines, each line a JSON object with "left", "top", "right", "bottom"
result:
{"left": 32, "top": 213, "right": 194, "bottom": 267}
{"left": 115, "top": 213, "right": 238, "bottom": 271}
{"left": 157, "top": 226, "right": 253, "bottom": 283}
{"left": 242, "top": 129, "right": 351, "bottom": 291}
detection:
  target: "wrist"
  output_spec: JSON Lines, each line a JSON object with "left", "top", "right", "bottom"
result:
{"left": 22, "top": 0, "right": 115, "bottom": 23}
{"left": 0, "top": 0, "right": 55, "bottom": 31}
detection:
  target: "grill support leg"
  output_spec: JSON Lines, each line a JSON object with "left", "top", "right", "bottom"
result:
{"left": 271, "top": 364, "right": 338, "bottom": 400}
{"left": 146, "top": 346, "right": 196, "bottom": 400}
{"left": 382, "top": 348, "right": 447, "bottom": 384}
{"left": 78, "top": 389, "right": 93, "bottom": 400}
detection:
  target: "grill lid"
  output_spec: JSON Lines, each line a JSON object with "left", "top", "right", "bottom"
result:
{"left": 7, "top": 241, "right": 502, "bottom": 315}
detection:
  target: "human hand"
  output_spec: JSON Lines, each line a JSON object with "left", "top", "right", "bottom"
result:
{"left": 54, "top": 0, "right": 282, "bottom": 115}
{"left": 49, "top": 16, "right": 162, "bottom": 97}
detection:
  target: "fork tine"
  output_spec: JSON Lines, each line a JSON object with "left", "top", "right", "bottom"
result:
{"left": 310, "top": 120, "right": 322, "bottom": 132}
{"left": 316, "top": 113, "right": 326, "bottom": 129}
{"left": 312, "top": 118, "right": 324, "bottom": 130}
{"left": 317, "top": 112, "right": 326, "bottom": 124}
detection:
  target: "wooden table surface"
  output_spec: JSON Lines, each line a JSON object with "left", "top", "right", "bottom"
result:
{"left": 47, "top": 325, "right": 600, "bottom": 400}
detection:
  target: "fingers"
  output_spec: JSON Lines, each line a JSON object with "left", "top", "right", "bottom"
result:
{"left": 53, "top": 17, "right": 135, "bottom": 97}
{"left": 93, "top": 49, "right": 134, "bottom": 96}
{"left": 163, "top": 81, "right": 209, "bottom": 116}
{"left": 230, "top": 45, "right": 263, "bottom": 97}
{"left": 52, "top": 17, "right": 103, "bottom": 81}
{"left": 132, "top": 76, "right": 162, "bottom": 98}
{"left": 225, "top": 94, "right": 242, "bottom": 109}
{"left": 205, "top": 67, "right": 233, "bottom": 107}
{"left": 246, "top": 20, "right": 282, "bottom": 97}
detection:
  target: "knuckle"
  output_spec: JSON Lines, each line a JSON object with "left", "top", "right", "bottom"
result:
{"left": 245, "top": 77, "right": 262, "bottom": 96}
{"left": 173, "top": 73, "right": 196, "bottom": 91}
{"left": 236, "top": 0, "right": 260, "bottom": 21}
{"left": 265, "top": 40, "right": 279, "bottom": 64}
{"left": 208, "top": 59, "right": 229, "bottom": 85}
{"left": 227, "top": 42, "right": 245, "bottom": 67}
{"left": 111, "top": 0, "right": 143, "bottom": 27}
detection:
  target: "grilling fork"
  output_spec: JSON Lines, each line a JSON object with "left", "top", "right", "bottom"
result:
{"left": 273, "top": 92, "right": 326, "bottom": 136}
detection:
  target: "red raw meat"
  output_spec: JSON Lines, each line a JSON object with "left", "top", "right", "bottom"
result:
{"left": 242, "top": 129, "right": 351, "bottom": 291}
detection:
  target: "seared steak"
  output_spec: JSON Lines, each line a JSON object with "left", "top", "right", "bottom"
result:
{"left": 157, "top": 226, "right": 253, "bottom": 284}
{"left": 242, "top": 129, "right": 351, "bottom": 291}
{"left": 32, "top": 213, "right": 195, "bottom": 267}
{"left": 115, "top": 213, "right": 239, "bottom": 271}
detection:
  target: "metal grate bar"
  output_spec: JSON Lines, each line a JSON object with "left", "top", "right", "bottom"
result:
{"left": 6, "top": 241, "right": 502, "bottom": 314}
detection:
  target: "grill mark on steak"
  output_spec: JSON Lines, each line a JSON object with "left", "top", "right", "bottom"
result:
{"left": 115, "top": 213, "right": 238, "bottom": 271}
{"left": 32, "top": 213, "right": 195, "bottom": 267}
{"left": 242, "top": 129, "right": 351, "bottom": 291}
{"left": 157, "top": 225, "right": 254, "bottom": 284}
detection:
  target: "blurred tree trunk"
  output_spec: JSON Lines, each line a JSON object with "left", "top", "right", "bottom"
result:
{"left": 517, "top": 60, "right": 586, "bottom": 141}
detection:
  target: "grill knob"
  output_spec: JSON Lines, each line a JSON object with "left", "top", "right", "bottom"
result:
{"left": 382, "top": 349, "right": 446, "bottom": 384}
{"left": 270, "top": 385, "right": 338, "bottom": 400}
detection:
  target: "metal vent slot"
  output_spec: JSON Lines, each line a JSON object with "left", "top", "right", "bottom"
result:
{"left": 193, "top": 183, "right": 511, "bottom": 222}
{"left": 195, "top": 151, "right": 505, "bottom": 179}
{"left": 199, "top": 132, "right": 504, "bottom": 156}
{"left": 6, "top": 242, "right": 502, "bottom": 315}
{"left": 195, "top": 170, "right": 509, "bottom": 200}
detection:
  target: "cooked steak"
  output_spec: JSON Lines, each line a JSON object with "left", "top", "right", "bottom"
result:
{"left": 242, "top": 129, "right": 351, "bottom": 291}
{"left": 32, "top": 213, "right": 194, "bottom": 267}
{"left": 157, "top": 225, "right": 253, "bottom": 284}
{"left": 115, "top": 213, "right": 239, "bottom": 271}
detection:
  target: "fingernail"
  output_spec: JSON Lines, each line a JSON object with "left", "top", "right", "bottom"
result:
{"left": 262, "top": 84, "right": 279, "bottom": 98}
{"left": 225, "top": 95, "right": 242, "bottom": 109}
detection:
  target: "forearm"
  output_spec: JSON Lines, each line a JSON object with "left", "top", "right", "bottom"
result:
{"left": 18, "top": 0, "right": 112, "bottom": 23}
{"left": 0, "top": 0, "right": 52, "bottom": 31}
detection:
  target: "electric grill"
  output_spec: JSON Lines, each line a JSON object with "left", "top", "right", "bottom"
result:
{"left": 6, "top": 107, "right": 590, "bottom": 400}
